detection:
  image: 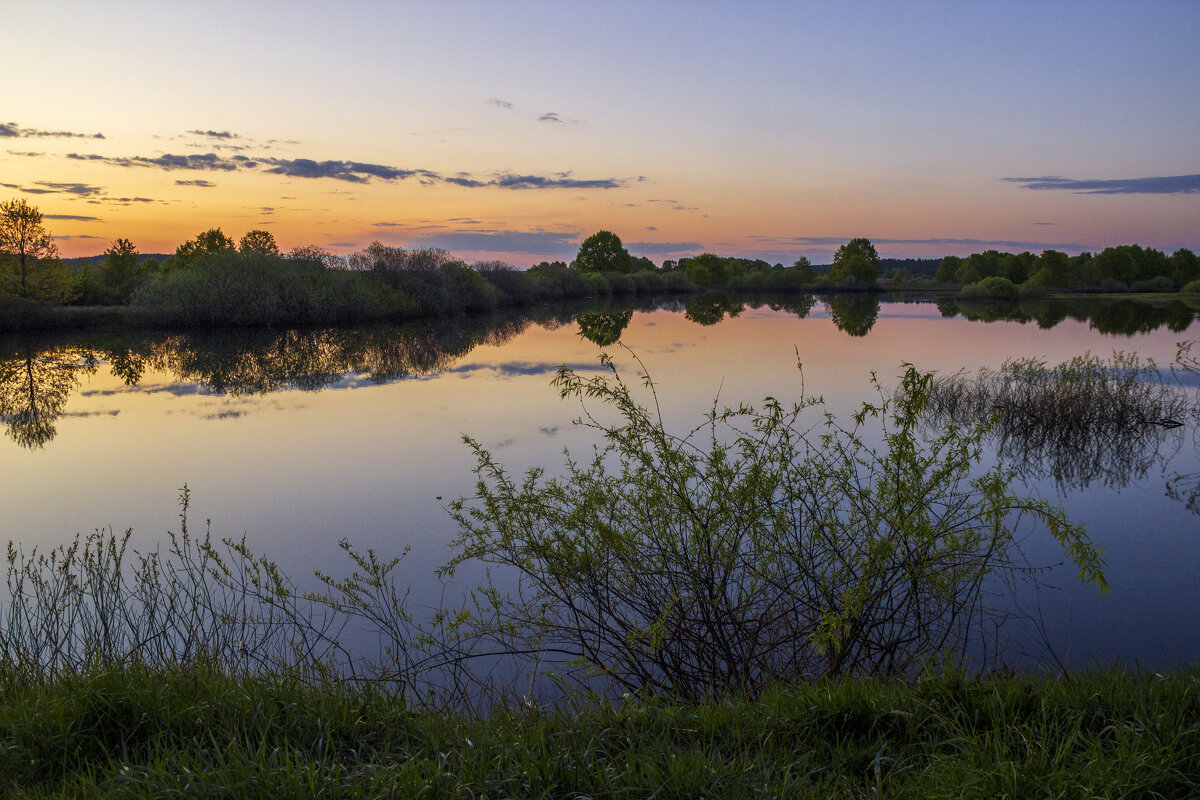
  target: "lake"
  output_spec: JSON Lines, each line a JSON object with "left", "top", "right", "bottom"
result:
{"left": 2, "top": 294, "right": 1198, "bottom": 676}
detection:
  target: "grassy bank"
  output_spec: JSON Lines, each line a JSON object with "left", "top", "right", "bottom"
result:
{"left": 1, "top": 666, "right": 1195, "bottom": 798}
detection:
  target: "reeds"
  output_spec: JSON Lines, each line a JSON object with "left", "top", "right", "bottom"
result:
{"left": 925, "top": 353, "right": 1196, "bottom": 490}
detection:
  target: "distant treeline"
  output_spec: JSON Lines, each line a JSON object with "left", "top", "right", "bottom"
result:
{"left": 938, "top": 245, "right": 1200, "bottom": 298}
{"left": 4, "top": 196, "right": 1199, "bottom": 331}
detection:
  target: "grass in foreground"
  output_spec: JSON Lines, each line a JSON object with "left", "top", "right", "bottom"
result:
{"left": 1, "top": 667, "right": 1195, "bottom": 799}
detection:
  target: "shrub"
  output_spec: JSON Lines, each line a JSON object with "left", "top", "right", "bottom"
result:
{"left": 1131, "top": 275, "right": 1177, "bottom": 294}
{"left": 447, "top": 355, "right": 1106, "bottom": 699}
{"left": 1182, "top": 280, "right": 1200, "bottom": 295}
{"left": 961, "top": 276, "right": 1019, "bottom": 301}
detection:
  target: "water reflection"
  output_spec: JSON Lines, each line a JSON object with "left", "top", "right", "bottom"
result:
{"left": 2, "top": 294, "right": 1197, "bottom": 452}
{"left": 577, "top": 310, "right": 633, "bottom": 346}
{"left": 923, "top": 355, "right": 1200, "bottom": 512}
{"left": 826, "top": 294, "right": 880, "bottom": 337}
{"left": 0, "top": 344, "right": 97, "bottom": 449}
{"left": 0, "top": 308, "right": 563, "bottom": 449}
{"left": 938, "top": 295, "right": 1200, "bottom": 335}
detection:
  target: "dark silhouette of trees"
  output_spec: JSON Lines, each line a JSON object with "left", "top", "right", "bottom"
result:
{"left": 0, "top": 199, "right": 67, "bottom": 300}
{"left": 238, "top": 229, "right": 280, "bottom": 256}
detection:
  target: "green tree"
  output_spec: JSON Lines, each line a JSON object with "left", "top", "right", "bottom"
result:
{"left": 829, "top": 238, "right": 880, "bottom": 285}
{"left": 167, "top": 228, "right": 235, "bottom": 270}
{"left": 101, "top": 238, "right": 142, "bottom": 301}
{"left": 683, "top": 253, "right": 732, "bottom": 286}
{"left": 239, "top": 229, "right": 280, "bottom": 256}
{"left": 935, "top": 256, "right": 962, "bottom": 283}
{"left": 791, "top": 256, "right": 816, "bottom": 283}
{"left": 573, "top": 230, "right": 633, "bottom": 274}
{"left": 0, "top": 198, "right": 66, "bottom": 300}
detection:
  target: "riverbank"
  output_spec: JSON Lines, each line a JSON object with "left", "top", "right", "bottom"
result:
{"left": 2, "top": 666, "right": 1195, "bottom": 798}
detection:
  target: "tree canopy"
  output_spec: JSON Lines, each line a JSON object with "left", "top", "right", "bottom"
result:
{"left": 573, "top": 230, "right": 633, "bottom": 274}
{"left": 829, "top": 238, "right": 881, "bottom": 286}
{"left": 0, "top": 198, "right": 66, "bottom": 300}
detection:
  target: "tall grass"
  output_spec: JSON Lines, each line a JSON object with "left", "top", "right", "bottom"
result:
{"left": 0, "top": 666, "right": 1195, "bottom": 798}
{"left": 925, "top": 353, "right": 1196, "bottom": 490}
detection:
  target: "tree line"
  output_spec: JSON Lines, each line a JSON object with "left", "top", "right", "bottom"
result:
{"left": 3, "top": 198, "right": 1198, "bottom": 330}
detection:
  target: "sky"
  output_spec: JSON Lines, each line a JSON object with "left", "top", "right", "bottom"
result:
{"left": 3, "top": 0, "right": 1198, "bottom": 265}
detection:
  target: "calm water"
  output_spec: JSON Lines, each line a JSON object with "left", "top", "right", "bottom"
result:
{"left": 2, "top": 295, "right": 1198, "bottom": 671}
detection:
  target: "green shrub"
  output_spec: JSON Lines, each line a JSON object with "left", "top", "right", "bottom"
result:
{"left": 1182, "top": 280, "right": 1200, "bottom": 294}
{"left": 447, "top": 356, "right": 1105, "bottom": 698}
{"left": 961, "top": 276, "right": 1019, "bottom": 301}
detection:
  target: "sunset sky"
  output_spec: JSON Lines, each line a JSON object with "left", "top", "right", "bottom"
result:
{"left": 4, "top": 0, "right": 1198, "bottom": 265}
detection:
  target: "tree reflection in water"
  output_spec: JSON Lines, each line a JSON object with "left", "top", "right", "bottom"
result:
{"left": 0, "top": 308, "right": 555, "bottom": 449}
{"left": 0, "top": 344, "right": 97, "bottom": 449}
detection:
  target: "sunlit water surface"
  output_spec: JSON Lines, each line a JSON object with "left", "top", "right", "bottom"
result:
{"left": 2, "top": 299, "right": 1198, "bottom": 673}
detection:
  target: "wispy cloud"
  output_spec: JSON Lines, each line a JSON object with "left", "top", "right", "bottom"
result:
{"left": 6, "top": 150, "right": 44, "bottom": 157}
{"left": 490, "top": 173, "right": 622, "bottom": 190}
{"left": 414, "top": 230, "right": 582, "bottom": 253}
{"left": 749, "top": 234, "right": 1092, "bottom": 251}
{"left": 626, "top": 241, "right": 705, "bottom": 256}
{"left": 175, "top": 179, "right": 216, "bottom": 187}
{"left": 187, "top": 129, "right": 240, "bottom": 139}
{"left": 261, "top": 158, "right": 437, "bottom": 183}
{"left": 0, "top": 122, "right": 104, "bottom": 139}
{"left": 63, "top": 150, "right": 628, "bottom": 190}
{"left": 43, "top": 214, "right": 102, "bottom": 221}
{"left": 1004, "top": 174, "right": 1200, "bottom": 195}
{"left": 488, "top": 98, "right": 514, "bottom": 109}
{"left": 68, "top": 152, "right": 251, "bottom": 171}
{"left": 21, "top": 181, "right": 106, "bottom": 197}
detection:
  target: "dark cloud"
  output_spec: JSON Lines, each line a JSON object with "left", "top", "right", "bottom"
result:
{"left": 1004, "top": 174, "right": 1200, "bottom": 195}
{"left": 0, "top": 182, "right": 18, "bottom": 189}
{"left": 261, "top": 158, "right": 437, "bottom": 183}
{"left": 67, "top": 152, "right": 248, "bottom": 171}
{"left": 488, "top": 98, "right": 515, "bottom": 109}
{"left": 443, "top": 175, "right": 488, "bottom": 188}
{"left": 491, "top": 173, "right": 623, "bottom": 190}
{"left": 1, "top": 122, "right": 104, "bottom": 139}
{"left": 175, "top": 179, "right": 216, "bottom": 187}
{"left": 43, "top": 214, "right": 102, "bottom": 221}
{"left": 23, "top": 181, "right": 105, "bottom": 197}
{"left": 60, "top": 150, "right": 629, "bottom": 190}
{"left": 187, "top": 129, "right": 239, "bottom": 139}
{"left": 538, "top": 112, "right": 563, "bottom": 123}
{"left": 53, "top": 234, "right": 105, "bottom": 241}
{"left": 626, "top": 241, "right": 705, "bottom": 256}
{"left": 372, "top": 222, "right": 404, "bottom": 227}
{"left": 416, "top": 229, "right": 581, "bottom": 254}
{"left": 6, "top": 150, "right": 44, "bottom": 157}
